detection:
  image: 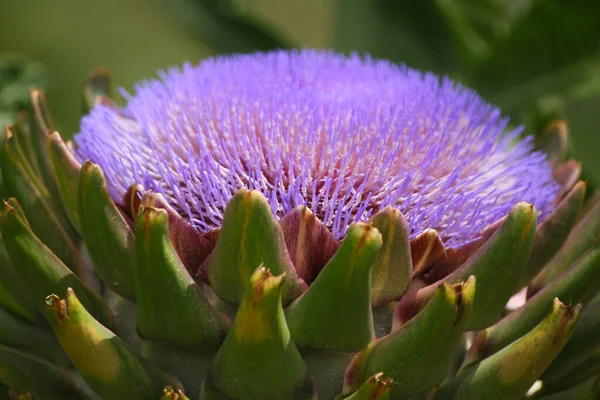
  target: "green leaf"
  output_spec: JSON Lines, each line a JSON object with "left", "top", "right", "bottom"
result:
{"left": 437, "top": 299, "right": 581, "bottom": 400}
{"left": 343, "top": 276, "right": 475, "bottom": 397}
{"left": 529, "top": 193, "right": 600, "bottom": 296}
{"left": 12, "top": 114, "right": 41, "bottom": 177}
{"left": 0, "top": 201, "right": 112, "bottom": 328}
{"left": 520, "top": 181, "right": 585, "bottom": 287}
{"left": 134, "top": 205, "right": 228, "bottom": 352}
{"left": 338, "top": 373, "right": 392, "bottom": 400}
{"left": 48, "top": 131, "right": 82, "bottom": 233}
{"left": 464, "top": 247, "right": 600, "bottom": 368}
{"left": 448, "top": 202, "right": 536, "bottom": 329}
{"left": 369, "top": 207, "right": 412, "bottom": 306}
{"left": 140, "top": 340, "right": 212, "bottom": 400}
{"left": 0, "top": 128, "right": 84, "bottom": 276}
{"left": 45, "top": 288, "right": 182, "bottom": 400}
{"left": 0, "top": 230, "right": 41, "bottom": 325}
{"left": 139, "top": 190, "right": 214, "bottom": 277}
{"left": 0, "top": 344, "right": 85, "bottom": 400}
{"left": 78, "top": 161, "right": 136, "bottom": 300}
{"left": 535, "top": 374, "right": 600, "bottom": 400}
{"left": 566, "top": 94, "right": 600, "bottom": 182}
{"left": 398, "top": 202, "right": 537, "bottom": 330}
{"left": 28, "top": 89, "right": 64, "bottom": 208}
{"left": 209, "top": 267, "right": 311, "bottom": 400}
{"left": 540, "top": 298, "right": 600, "bottom": 395}
{"left": 203, "top": 188, "right": 305, "bottom": 306}
{"left": 286, "top": 223, "right": 380, "bottom": 352}
{"left": 303, "top": 352, "right": 353, "bottom": 400}
{"left": 0, "top": 308, "right": 65, "bottom": 364}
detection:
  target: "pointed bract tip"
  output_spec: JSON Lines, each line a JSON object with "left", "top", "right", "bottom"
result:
{"left": 48, "top": 130, "right": 63, "bottom": 141}
{"left": 514, "top": 201, "right": 535, "bottom": 212}
{"left": 4, "top": 125, "right": 14, "bottom": 139}
{"left": 369, "top": 372, "right": 393, "bottom": 387}
{"left": 250, "top": 265, "right": 286, "bottom": 292}
{"left": 1, "top": 200, "right": 14, "bottom": 215}
{"left": 80, "top": 159, "right": 99, "bottom": 176}
{"left": 411, "top": 228, "right": 447, "bottom": 276}
{"left": 139, "top": 204, "right": 168, "bottom": 223}
{"left": 30, "top": 87, "right": 55, "bottom": 133}
{"left": 369, "top": 373, "right": 393, "bottom": 397}
{"left": 298, "top": 205, "right": 314, "bottom": 217}
{"left": 348, "top": 222, "right": 383, "bottom": 247}
{"left": 124, "top": 183, "right": 145, "bottom": 217}
{"left": 45, "top": 293, "right": 68, "bottom": 322}
{"left": 552, "top": 297, "right": 582, "bottom": 321}
{"left": 87, "top": 66, "right": 112, "bottom": 80}
{"left": 461, "top": 275, "right": 476, "bottom": 298}
{"left": 161, "top": 385, "right": 189, "bottom": 400}
{"left": 344, "top": 372, "right": 393, "bottom": 399}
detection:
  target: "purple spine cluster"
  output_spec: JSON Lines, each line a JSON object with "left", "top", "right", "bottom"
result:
{"left": 74, "top": 49, "right": 559, "bottom": 249}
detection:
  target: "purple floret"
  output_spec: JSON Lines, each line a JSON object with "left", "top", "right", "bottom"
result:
{"left": 74, "top": 49, "right": 560, "bottom": 249}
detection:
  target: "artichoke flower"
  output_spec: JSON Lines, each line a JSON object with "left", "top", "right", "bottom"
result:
{"left": 0, "top": 49, "right": 598, "bottom": 400}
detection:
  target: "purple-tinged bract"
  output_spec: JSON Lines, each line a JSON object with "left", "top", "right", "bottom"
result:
{"left": 74, "top": 50, "right": 559, "bottom": 248}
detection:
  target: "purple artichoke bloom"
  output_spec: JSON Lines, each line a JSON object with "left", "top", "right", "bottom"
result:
{"left": 74, "top": 49, "right": 559, "bottom": 249}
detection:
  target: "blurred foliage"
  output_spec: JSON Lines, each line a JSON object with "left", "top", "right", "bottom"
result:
{"left": 1, "top": 0, "right": 599, "bottom": 178}
{"left": 0, "top": 54, "right": 47, "bottom": 127}
{"left": 334, "top": 0, "right": 600, "bottom": 180}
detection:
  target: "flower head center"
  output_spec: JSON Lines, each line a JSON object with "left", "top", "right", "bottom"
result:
{"left": 74, "top": 50, "right": 559, "bottom": 248}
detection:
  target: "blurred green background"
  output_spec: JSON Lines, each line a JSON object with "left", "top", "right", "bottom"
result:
{"left": 1, "top": 0, "right": 599, "bottom": 178}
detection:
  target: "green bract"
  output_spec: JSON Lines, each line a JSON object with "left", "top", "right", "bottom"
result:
{"left": 0, "top": 74, "right": 598, "bottom": 400}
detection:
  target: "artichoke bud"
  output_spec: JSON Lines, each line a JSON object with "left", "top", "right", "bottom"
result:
{"left": 1, "top": 52, "right": 599, "bottom": 399}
